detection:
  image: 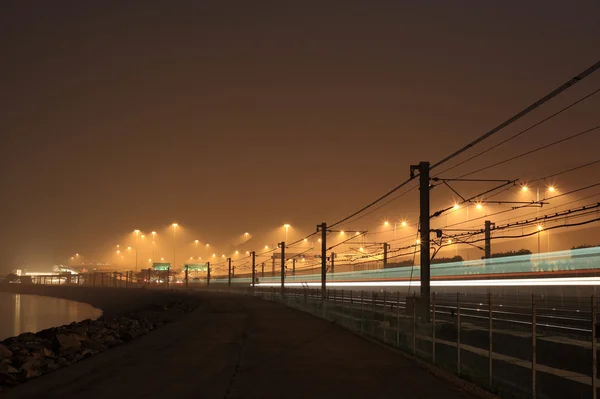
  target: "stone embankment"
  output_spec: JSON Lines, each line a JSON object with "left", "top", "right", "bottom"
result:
{"left": 0, "top": 294, "right": 196, "bottom": 392}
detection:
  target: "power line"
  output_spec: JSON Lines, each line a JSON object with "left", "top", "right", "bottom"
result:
{"left": 433, "top": 86, "right": 600, "bottom": 177}
{"left": 430, "top": 60, "right": 600, "bottom": 172}
{"left": 455, "top": 124, "right": 600, "bottom": 178}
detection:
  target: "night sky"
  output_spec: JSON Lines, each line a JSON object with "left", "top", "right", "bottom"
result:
{"left": 2, "top": 1, "right": 600, "bottom": 273}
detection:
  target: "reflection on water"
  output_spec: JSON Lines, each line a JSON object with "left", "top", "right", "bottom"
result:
{"left": 0, "top": 292, "right": 102, "bottom": 340}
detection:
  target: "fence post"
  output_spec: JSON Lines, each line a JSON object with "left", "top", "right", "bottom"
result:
{"left": 360, "top": 290, "right": 364, "bottom": 333}
{"left": 532, "top": 294, "right": 537, "bottom": 399}
{"left": 396, "top": 291, "right": 401, "bottom": 347}
{"left": 457, "top": 292, "right": 461, "bottom": 375}
{"left": 432, "top": 292, "right": 436, "bottom": 364}
{"left": 593, "top": 294, "right": 597, "bottom": 399}
{"left": 383, "top": 291, "right": 387, "bottom": 342}
{"left": 489, "top": 292, "right": 493, "bottom": 389}
{"left": 372, "top": 291, "right": 376, "bottom": 336}
{"left": 412, "top": 292, "right": 416, "bottom": 354}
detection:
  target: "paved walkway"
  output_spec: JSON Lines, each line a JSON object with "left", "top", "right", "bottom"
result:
{"left": 4, "top": 292, "right": 478, "bottom": 399}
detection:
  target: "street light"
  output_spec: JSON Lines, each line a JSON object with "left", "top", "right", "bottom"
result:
{"left": 283, "top": 224, "right": 290, "bottom": 241}
{"left": 151, "top": 232, "right": 157, "bottom": 261}
{"left": 172, "top": 223, "right": 178, "bottom": 268}
{"left": 244, "top": 232, "right": 249, "bottom": 241}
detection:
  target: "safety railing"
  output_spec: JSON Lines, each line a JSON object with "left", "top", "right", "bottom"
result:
{"left": 251, "top": 288, "right": 599, "bottom": 399}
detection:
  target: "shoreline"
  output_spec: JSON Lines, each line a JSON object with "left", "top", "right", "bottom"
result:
{"left": 0, "top": 285, "right": 198, "bottom": 392}
{"left": 0, "top": 285, "right": 190, "bottom": 320}
{"left": 0, "top": 291, "right": 102, "bottom": 341}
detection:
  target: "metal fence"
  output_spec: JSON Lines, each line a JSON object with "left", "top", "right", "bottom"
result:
{"left": 250, "top": 288, "right": 598, "bottom": 399}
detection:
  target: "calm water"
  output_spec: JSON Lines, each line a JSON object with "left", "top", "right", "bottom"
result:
{"left": 0, "top": 292, "right": 102, "bottom": 340}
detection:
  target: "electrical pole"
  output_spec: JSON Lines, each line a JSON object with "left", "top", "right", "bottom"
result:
{"left": 412, "top": 161, "right": 430, "bottom": 320}
{"left": 227, "top": 258, "right": 232, "bottom": 287}
{"left": 383, "top": 243, "right": 389, "bottom": 268}
{"left": 184, "top": 265, "right": 189, "bottom": 289}
{"left": 280, "top": 241, "right": 285, "bottom": 296}
{"left": 318, "top": 222, "right": 327, "bottom": 301}
{"left": 292, "top": 258, "right": 296, "bottom": 276}
{"left": 251, "top": 251, "right": 256, "bottom": 288}
{"left": 206, "top": 262, "right": 210, "bottom": 288}
{"left": 232, "top": 265, "right": 235, "bottom": 278}
{"left": 272, "top": 257, "right": 275, "bottom": 276}
{"left": 330, "top": 252, "right": 335, "bottom": 274}
{"left": 484, "top": 220, "right": 494, "bottom": 259}
{"left": 261, "top": 262, "right": 265, "bottom": 277}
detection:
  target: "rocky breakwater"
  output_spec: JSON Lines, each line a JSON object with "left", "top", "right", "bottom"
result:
{"left": 0, "top": 299, "right": 197, "bottom": 391}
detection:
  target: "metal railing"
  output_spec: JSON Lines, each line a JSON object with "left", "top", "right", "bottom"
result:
{"left": 251, "top": 288, "right": 599, "bottom": 399}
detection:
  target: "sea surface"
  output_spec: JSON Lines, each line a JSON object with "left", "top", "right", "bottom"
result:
{"left": 0, "top": 292, "right": 102, "bottom": 341}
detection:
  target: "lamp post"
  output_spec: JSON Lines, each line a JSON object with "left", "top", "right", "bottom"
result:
{"left": 284, "top": 224, "right": 290, "bottom": 242}
{"left": 151, "top": 231, "right": 157, "bottom": 261}
{"left": 134, "top": 230, "right": 140, "bottom": 271}
{"left": 172, "top": 223, "right": 178, "bottom": 269}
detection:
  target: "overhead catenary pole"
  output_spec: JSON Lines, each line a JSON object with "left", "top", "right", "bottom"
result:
{"left": 484, "top": 220, "right": 494, "bottom": 259}
{"left": 280, "top": 241, "right": 285, "bottom": 295}
{"left": 251, "top": 251, "right": 256, "bottom": 287}
{"left": 227, "top": 257, "right": 232, "bottom": 287}
{"left": 330, "top": 252, "right": 335, "bottom": 274}
{"left": 206, "top": 262, "right": 211, "bottom": 288}
{"left": 319, "top": 222, "right": 327, "bottom": 301}
{"left": 292, "top": 258, "right": 296, "bottom": 276}
{"left": 383, "top": 243, "right": 389, "bottom": 268}
{"left": 412, "top": 161, "right": 430, "bottom": 319}
{"left": 184, "top": 265, "right": 189, "bottom": 289}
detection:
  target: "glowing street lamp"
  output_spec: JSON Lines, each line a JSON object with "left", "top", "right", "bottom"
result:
{"left": 283, "top": 224, "right": 290, "bottom": 241}
{"left": 244, "top": 232, "right": 249, "bottom": 241}
{"left": 401, "top": 221, "right": 407, "bottom": 227}
{"left": 172, "top": 223, "right": 178, "bottom": 268}
{"left": 151, "top": 232, "right": 157, "bottom": 260}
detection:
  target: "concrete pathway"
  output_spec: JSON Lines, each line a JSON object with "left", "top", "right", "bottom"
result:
{"left": 3, "top": 292, "right": 478, "bottom": 399}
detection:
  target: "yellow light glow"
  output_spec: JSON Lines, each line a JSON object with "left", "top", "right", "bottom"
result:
{"left": 522, "top": 185, "right": 528, "bottom": 192}
{"left": 303, "top": 238, "right": 308, "bottom": 242}
{"left": 172, "top": 223, "right": 178, "bottom": 227}
{"left": 416, "top": 239, "right": 421, "bottom": 245}
{"left": 537, "top": 225, "right": 543, "bottom": 231}
{"left": 453, "top": 203, "right": 459, "bottom": 210}
{"left": 189, "top": 257, "right": 193, "bottom": 260}
{"left": 355, "top": 232, "right": 360, "bottom": 236}
{"left": 384, "top": 221, "right": 390, "bottom": 226}
{"left": 340, "top": 230, "right": 345, "bottom": 235}
{"left": 127, "top": 247, "right": 131, "bottom": 250}
{"left": 476, "top": 203, "right": 483, "bottom": 210}
{"left": 141, "top": 235, "right": 145, "bottom": 239}
{"left": 401, "top": 221, "right": 407, "bottom": 227}
{"left": 284, "top": 224, "right": 291, "bottom": 229}
{"left": 206, "top": 244, "right": 209, "bottom": 247}
{"left": 212, "top": 254, "right": 216, "bottom": 257}
{"left": 235, "top": 251, "right": 239, "bottom": 255}
{"left": 359, "top": 247, "right": 364, "bottom": 252}
{"left": 148, "top": 259, "right": 152, "bottom": 262}
{"left": 318, "top": 238, "right": 321, "bottom": 242}
{"left": 195, "top": 240, "right": 199, "bottom": 243}
{"left": 265, "top": 245, "right": 269, "bottom": 249}
{"left": 221, "top": 255, "right": 225, "bottom": 258}
{"left": 448, "top": 239, "right": 452, "bottom": 244}
{"left": 548, "top": 186, "right": 556, "bottom": 192}
{"left": 151, "top": 231, "right": 156, "bottom": 235}
{"left": 161, "top": 257, "right": 164, "bottom": 261}
{"left": 134, "top": 230, "right": 140, "bottom": 234}
{"left": 116, "top": 250, "right": 120, "bottom": 254}
{"left": 246, "top": 251, "right": 250, "bottom": 255}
